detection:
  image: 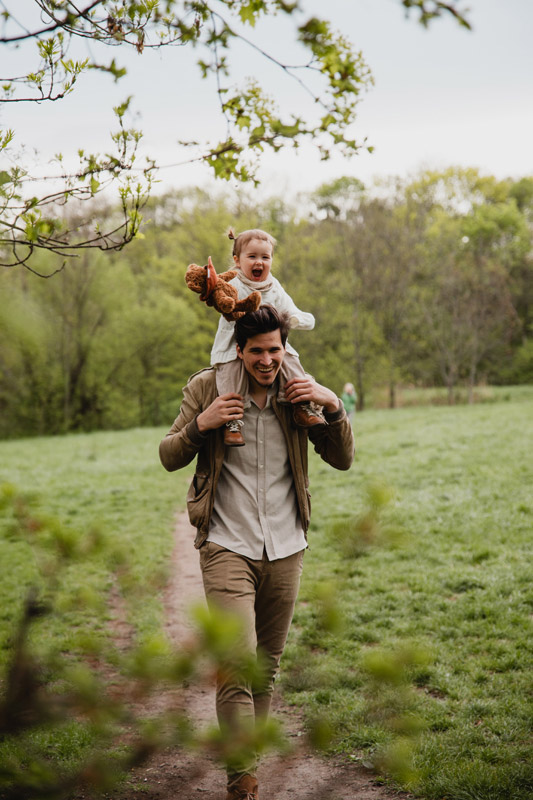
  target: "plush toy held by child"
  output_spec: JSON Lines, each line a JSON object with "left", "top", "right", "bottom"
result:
{"left": 187, "top": 228, "right": 324, "bottom": 446}
{"left": 185, "top": 257, "right": 262, "bottom": 321}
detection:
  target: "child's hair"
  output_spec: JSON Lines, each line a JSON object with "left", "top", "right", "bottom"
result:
{"left": 228, "top": 228, "right": 277, "bottom": 258}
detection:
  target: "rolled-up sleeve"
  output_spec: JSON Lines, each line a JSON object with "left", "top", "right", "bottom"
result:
{"left": 273, "top": 284, "right": 315, "bottom": 331}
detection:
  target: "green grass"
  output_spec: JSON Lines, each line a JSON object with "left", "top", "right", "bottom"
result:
{"left": 0, "top": 427, "right": 194, "bottom": 661}
{"left": 285, "top": 389, "right": 533, "bottom": 799}
{"left": 0, "top": 426, "right": 195, "bottom": 784}
{"left": 367, "top": 382, "right": 533, "bottom": 409}
{"left": 1, "top": 390, "right": 532, "bottom": 798}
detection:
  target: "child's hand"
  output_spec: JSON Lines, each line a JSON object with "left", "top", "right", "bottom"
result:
{"left": 197, "top": 393, "right": 244, "bottom": 432}
{"left": 285, "top": 377, "right": 339, "bottom": 415}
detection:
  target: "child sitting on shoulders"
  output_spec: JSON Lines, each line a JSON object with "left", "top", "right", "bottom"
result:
{"left": 211, "top": 228, "right": 324, "bottom": 446}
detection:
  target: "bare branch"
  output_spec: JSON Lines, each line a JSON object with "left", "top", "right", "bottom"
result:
{"left": 0, "top": 1, "right": 104, "bottom": 42}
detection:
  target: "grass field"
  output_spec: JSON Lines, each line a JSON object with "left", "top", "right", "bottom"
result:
{"left": 1, "top": 389, "right": 532, "bottom": 799}
{"left": 285, "top": 388, "right": 533, "bottom": 800}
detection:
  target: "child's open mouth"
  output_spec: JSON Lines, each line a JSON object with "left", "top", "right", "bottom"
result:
{"left": 252, "top": 267, "right": 263, "bottom": 279}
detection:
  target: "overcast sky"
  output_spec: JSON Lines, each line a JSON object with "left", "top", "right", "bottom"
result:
{"left": 3, "top": 0, "right": 533, "bottom": 198}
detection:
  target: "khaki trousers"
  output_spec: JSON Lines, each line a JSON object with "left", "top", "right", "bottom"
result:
{"left": 199, "top": 541, "right": 304, "bottom": 779}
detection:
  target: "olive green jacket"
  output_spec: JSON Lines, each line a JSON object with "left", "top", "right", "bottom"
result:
{"left": 159, "top": 368, "right": 354, "bottom": 549}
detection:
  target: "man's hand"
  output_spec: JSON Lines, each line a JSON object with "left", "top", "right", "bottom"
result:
{"left": 196, "top": 393, "right": 244, "bottom": 432}
{"left": 284, "top": 377, "right": 339, "bottom": 414}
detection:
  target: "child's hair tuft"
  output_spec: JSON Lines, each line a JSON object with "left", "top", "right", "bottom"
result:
{"left": 228, "top": 228, "right": 276, "bottom": 258}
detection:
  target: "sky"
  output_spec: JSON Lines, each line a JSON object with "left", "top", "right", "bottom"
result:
{"left": 3, "top": 0, "right": 533, "bottom": 200}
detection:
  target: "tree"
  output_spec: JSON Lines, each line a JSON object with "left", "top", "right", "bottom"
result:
{"left": 312, "top": 175, "right": 365, "bottom": 220}
{"left": 460, "top": 202, "right": 525, "bottom": 396}
{"left": 0, "top": 0, "right": 470, "bottom": 273}
{"left": 0, "top": 187, "right": 272, "bottom": 435}
{"left": 302, "top": 181, "right": 424, "bottom": 409}
{"left": 302, "top": 190, "right": 381, "bottom": 411}
{"left": 411, "top": 170, "right": 524, "bottom": 402}
{"left": 507, "top": 177, "right": 533, "bottom": 343}
{"left": 349, "top": 192, "right": 426, "bottom": 409}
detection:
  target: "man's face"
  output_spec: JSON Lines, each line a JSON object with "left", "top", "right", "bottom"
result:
{"left": 236, "top": 329, "right": 285, "bottom": 389}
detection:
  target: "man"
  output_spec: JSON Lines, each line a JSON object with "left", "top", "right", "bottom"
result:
{"left": 159, "top": 306, "right": 354, "bottom": 800}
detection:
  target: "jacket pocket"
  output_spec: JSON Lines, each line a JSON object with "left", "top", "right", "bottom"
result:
{"left": 186, "top": 471, "right": 211, "bottom": 530}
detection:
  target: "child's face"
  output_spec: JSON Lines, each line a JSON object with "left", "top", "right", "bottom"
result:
{"left": 234, "top": 237, "right": 273, "bottom": 282}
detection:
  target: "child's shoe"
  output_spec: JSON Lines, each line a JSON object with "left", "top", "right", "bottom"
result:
{"left": 224, "top": 419, "right": 245, "bottom": 446}
{"left": 292, "top": 402, "right": 325, "bottom": 428}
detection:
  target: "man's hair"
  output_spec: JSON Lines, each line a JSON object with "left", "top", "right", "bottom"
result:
{"left": 228, "top": 228, "right": 276, "bottom": 258}
{"left": 235, "top": 305, "right": 290, "bottom": 351}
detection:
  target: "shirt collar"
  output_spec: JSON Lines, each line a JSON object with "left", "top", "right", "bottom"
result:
{"left": 249, "top": 380, "right": 278, "bottom": 409}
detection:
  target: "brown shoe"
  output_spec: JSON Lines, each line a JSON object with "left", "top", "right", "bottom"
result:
{"left": 226, "top": 773, "right": 258, "bottom": 800}
{"left": 292, "top": 402, "right": 325, "bottom": 428}
{"left": 224, "top": 419, "right": 245, "bottom": 447}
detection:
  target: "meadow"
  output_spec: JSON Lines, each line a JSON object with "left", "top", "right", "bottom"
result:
{"left": 1, "top": 388, "right": 532, "bottom": 799}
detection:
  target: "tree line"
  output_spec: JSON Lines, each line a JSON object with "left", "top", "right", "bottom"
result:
{"left": 1, "top": 167, "right": 532, "bottom": 438}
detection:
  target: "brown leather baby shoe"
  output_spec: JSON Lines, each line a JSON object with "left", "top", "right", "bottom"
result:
{"left": 226, "top": 773, "right": 259, "bottom": 800}
{"left": 292, "top": 402, "right": 325, "bottom": 428}
{"left": 224, "top": 419, "right": 245, "bottom": 446}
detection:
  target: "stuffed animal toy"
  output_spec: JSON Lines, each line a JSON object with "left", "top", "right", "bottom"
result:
{"left": 185, "top": 256, "right": 261, "bottom": 322}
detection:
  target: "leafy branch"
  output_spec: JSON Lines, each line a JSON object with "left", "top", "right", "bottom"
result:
{"left": 0, "top": 97, "right": 154, "bottom": 269}
{"left": 0, "top": 0, "right": 471, "bottom": 272}
{"left": 401, "top": 0, "right": 471, "bottom": 29}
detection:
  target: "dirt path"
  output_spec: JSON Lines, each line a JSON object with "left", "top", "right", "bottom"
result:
{"left": 107, "top": 513, "right": 412, "bottom": 800}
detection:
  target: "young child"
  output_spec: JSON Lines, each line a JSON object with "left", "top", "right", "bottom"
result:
{"left": 211, "top": 228, "right": 324, "bottom": 446}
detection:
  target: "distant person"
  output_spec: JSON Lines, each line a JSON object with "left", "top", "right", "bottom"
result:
{"left": 341, "top": 382, "right": 357, "bottom": 422}
{"left": 210, "top": 228, "right": 323, "bottom": 446}
{"left": 159, "top": 305, "right": 354, "bottom": 800}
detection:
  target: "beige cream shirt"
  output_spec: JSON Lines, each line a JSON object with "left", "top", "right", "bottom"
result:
{"left": 207, "top": 387, "right": 307, "bottom": 561}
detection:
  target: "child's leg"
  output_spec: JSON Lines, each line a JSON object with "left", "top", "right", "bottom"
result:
{"left": 278, "top": 353, "right": 305, "bottom": 403}
{"left": 215, "top": 360, "right": 250, "bottom": 406}
{"left": 214, "top": 360, "right": 249, "bottom": 446}
{"left": 279, "top": 354, "right": 325, "bottom": 427}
